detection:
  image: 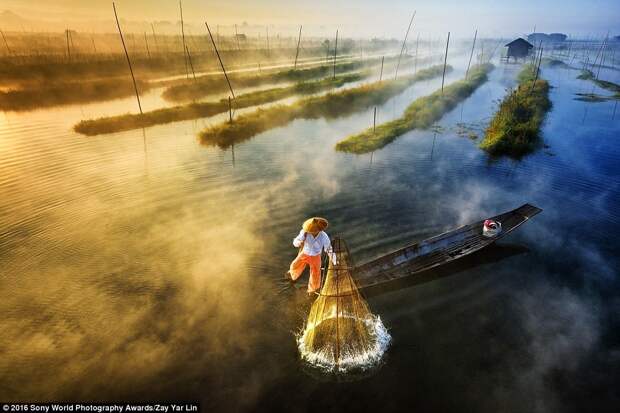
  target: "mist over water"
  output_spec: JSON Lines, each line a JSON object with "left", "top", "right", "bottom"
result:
{"left": 1, "top": 50, "right": 619, "bottom": 412}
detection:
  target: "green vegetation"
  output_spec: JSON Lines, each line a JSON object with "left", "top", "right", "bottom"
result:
{"left": 335, "top": 63, "right": 494, "bottom": 154}
{"left": 541, "top": 58, "right": 575, "bottom": 69}
{"left": 162, "top": 56, "right": 403, "bottom": 102}
{"left": 576, "top": 69, "right": 620, "bottom": 101}
{"left": 0, "top": 78, "right": 151, "bottom": 111}
{"left": 198, "top": 64, "right": 450, "bottom": 149}
{"left": 0, "top": 47, "right": 358, "bottom": 86}
{"left": 74, "top": 73, "right": 364, "bottom": 136}
{"left": 479, "top": 64, "right": 551, "bottom": 157}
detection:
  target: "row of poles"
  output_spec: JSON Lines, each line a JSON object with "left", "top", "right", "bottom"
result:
{"left": 113, "top": 1, "right": 343, "bottom": 119}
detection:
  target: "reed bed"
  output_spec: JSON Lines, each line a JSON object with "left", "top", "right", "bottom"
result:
{"left": 576, "top": 69, "right": 620, "bottom": 101}
{"left": 74, "top": 73, "right": 364, "bottom": 135}
{"left": 162, "top": 55, "right": 405, "bottom": 102}
{"left": 335, "top": 63, "right": 494, "bottom": 154}
{"left": 199, "top": 64, "right": 449, "bottom": 149}
{"left": 0, "top": 77, "right": 150, "bottom": 111}
{"left": 479, "top": 64, "right": 551, "bottom": 157}
{"left": 0, "top": 47, "right": 353, "bottom": 85}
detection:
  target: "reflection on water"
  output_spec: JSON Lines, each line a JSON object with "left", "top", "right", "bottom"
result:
{"left": 1, "top": 55, "right": 619, "bottom": 412}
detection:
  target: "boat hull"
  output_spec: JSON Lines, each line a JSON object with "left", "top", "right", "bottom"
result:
{"left": 353, "top": 204, "right": 542, "bottom": 290}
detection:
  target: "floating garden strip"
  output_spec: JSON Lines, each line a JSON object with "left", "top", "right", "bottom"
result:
{"left": 335, "top": 63, "right": 494, "bottom": 154}
{"left": 198, "top": 64, "right": 449, "bottom": 149}
{"left": 162, "top": 56, "right": 405, "bottom": 103}
{"left": 0, "top": 78, "right": 151, "bottom": 111}
{"left": 575, "top": 69, "right": 620, "bottom": 102}
{"left": 479, "top": 64, "right": 551, "bottom": 157}
{"left": 74, "top": 73, "right": 366, "bottom": 136}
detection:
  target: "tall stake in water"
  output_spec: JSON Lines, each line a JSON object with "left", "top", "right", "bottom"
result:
{"left": 179, "top": 0, "right": 189, "bottom": 79}
{"left": 65, "top": 29, "right": 71, "bottom": 60}
{"left": 465, "top": 29, "right": 477, "bottom": 79}
{"left": 185, "top": 45, "right": 197, "bottom": 81}
{"left": 205, "top": 22, "right": 236, "bottom": 99}
{"left": 529, "top": 46, "right": 543, "bottom": 94}
{"left": 441, "top": 32, "right": 450, "bottom": 94}
{"left": 595, "top": 36, "right": 608, "bottom": 80}
{"left": 112, "top": 2, "right": 142, "bottom": 114}
{"left": 151, "top": 23, "right": 158, "bottom": 53}
{"left": 373, "top": 107, "right": 377, "bottom": 133}
{"left": 144, "top": 32, "right": 150, "bottom": 58}
{"left": 333, "top": 29, "right": 338, "bottom": 79}
{"left": 379, "top": 56, "right": 384, "bottom": 81}
{"left": 395, "top": 11, "right": 416, "bottom": 80}
{"left": 0, "top": 29, "right": 11, "bottom": 55}
{"left": 294, "top": 25, "right": 302, "bottom": 69}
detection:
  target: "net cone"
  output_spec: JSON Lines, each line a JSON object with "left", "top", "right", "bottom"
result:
{"left": 298, "top": 236, "right": 390, "bottom": 372}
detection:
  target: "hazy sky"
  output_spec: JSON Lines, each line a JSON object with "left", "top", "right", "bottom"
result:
{"left": 1, "top": 0, "right": 618, "bottom": 38}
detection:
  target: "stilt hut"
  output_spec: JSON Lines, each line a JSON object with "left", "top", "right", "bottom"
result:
{"left": 504, "top": 38, "right": 533, "bottom": 62}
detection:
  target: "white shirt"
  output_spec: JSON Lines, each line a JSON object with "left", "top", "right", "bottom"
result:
{"left": 293, "top": 230, "right": 336, "bottom": 262}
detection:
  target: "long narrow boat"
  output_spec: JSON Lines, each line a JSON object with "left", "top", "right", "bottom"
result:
{"left": 353, "top": 203, "right": 542, "bottom": 290}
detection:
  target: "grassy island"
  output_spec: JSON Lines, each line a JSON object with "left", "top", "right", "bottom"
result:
{"left": 198, "top": 64, "right": 450, "bottom": 148}
{"left": 479, "top": 64, "right": 551, "bottom": 157}
{"left": 74, "top": 73, "right": 365, "bottom": 136}
{"left": 335, "top": 63, "right": 494, "bottom": 154}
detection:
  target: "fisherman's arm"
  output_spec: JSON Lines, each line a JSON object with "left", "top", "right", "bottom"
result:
{"left": 323, "top": 235, "right": 338, "bottom": 264}
{"left": 293, "top": 230, "right": 305, "bottom": 248}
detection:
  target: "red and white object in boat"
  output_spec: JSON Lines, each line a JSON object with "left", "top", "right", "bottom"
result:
{"left": 482, "top": 219, "right": 502, "bottom": 237}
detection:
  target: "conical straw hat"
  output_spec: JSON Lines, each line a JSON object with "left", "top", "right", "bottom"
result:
{"left": 302, "top": 217, "right": 329, "bottom": 233}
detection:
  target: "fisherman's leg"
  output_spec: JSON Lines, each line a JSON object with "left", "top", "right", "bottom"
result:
{"left": 307, "top": 254, "right": 322, "bottom": 293}
{"left": 289, "top": 253, "right": 308, "bottom": 281}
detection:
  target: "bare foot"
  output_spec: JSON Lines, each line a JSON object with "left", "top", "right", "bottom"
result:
{"left": 285, "top": 271, "right": 295, "bottom": 282}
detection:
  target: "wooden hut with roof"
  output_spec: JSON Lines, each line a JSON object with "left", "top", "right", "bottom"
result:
{"left": 504, "top": 38, "right": 534, "bottom": 62}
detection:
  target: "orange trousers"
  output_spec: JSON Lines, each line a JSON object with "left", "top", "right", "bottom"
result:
{"left": 289, "top": 253, "right": 322, "bottom": 293}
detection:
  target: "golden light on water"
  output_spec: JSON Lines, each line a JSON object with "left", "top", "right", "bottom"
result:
{"left": 296, "top": 237, "right": 390, "bottom": 372}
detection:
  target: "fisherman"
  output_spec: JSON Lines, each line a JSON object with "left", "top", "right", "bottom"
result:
{"left": 286, "top": 217, "right": 337, "bottom": 295}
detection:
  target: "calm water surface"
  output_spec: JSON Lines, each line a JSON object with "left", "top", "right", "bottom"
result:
{"left": 0, "top": 57, "right": 618, "bottom": 412}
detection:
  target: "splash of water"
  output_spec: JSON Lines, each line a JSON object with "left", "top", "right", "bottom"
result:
{"left": 297, "top": 313, "right": 391, "bottom": 372}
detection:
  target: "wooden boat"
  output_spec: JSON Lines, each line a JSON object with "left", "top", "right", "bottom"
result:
{"left": 353, "top": 203, "right": 542, "bottom": 290}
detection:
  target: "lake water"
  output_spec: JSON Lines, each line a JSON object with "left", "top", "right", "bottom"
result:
{"left": 1, "top": 54, "right": 618, "bottom": 412}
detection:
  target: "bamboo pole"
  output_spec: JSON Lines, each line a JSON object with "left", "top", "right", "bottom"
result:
{"left": 228, "top": 96, "right": 232, "bottom": 123}
{"left": 379, "top": 55, "right": 384, "bottom": 81}
{"left": 373, "top": 107, "right": 377, "bottom": 133}
{"left": 144, "top": 32, "right": 150, "bottom": 58}
{"left": 113, "top": 2, "right": 142, "bottom": 114}
{"left": 333, "top": 29, "right": 338, "bottom": 79}
{"left": 294, "top": 25, "right": 302, "bottom": 69}
{"left": 595, "top": 37, "right": 608, "bottom": 80}
{"left": 465, "top": 29, "right": 477, "bottom": 79}
{"left": 91, "top": 36, "right": 97, "bottom": 54}
{"left": 205, "top": 21, "right": 236, "bottom": 99}
{"left": 185, "top": 45, "right": 196, "bottom": 81}
{"left": 266, "top": 26, "right": 270, "bottom": 56}
{"left": 441, "top": 32, "right": 450, "bottom": 94}
{"left": 0, "top": 29, "right": 11, "bottom": 55}
{"left": 151, "top": 23, "right": 158, "bottom": 53}
{"left": 65, "top": 29, "right": 71, "bottom": 60}
{"left": 395, "top": 11, "right": 416, "bottom": 80}
{"left": 235, "top": 24, "right": 240, "bottom": 50}
{"left": 180, "top": 0, "right": 189, "bottom": 79}
{"left": 529, "top": 46, "right": 543, "bottom": 94}
{"left": 68, "top": 30, "right": 76, "bottom": 55}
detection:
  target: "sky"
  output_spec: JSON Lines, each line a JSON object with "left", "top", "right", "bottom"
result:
{"left": 0, "top": 0, "right": 618, "bottom": 38}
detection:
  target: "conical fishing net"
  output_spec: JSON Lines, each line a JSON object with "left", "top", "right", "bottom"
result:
{"left": 297, "top": 237, "right": 390, "bottom": 372}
